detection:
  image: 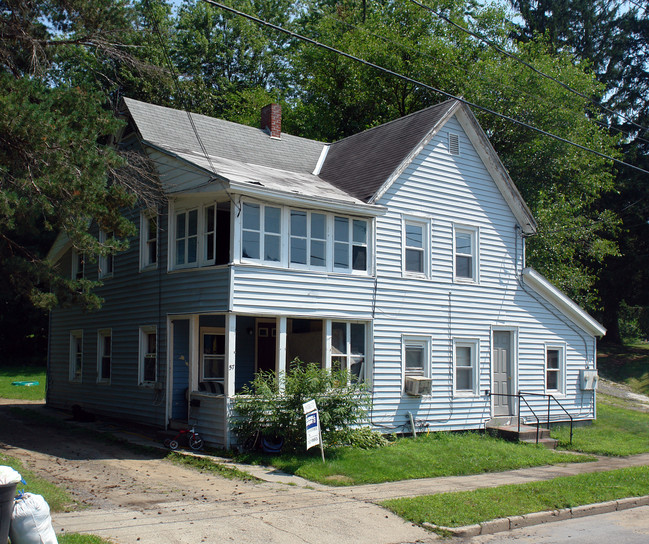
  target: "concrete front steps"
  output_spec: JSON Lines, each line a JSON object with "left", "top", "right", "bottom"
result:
{"left": 486, "top": 417, "right": 559, "bottom": 449}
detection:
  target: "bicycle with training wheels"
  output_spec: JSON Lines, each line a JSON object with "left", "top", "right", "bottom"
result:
{"left": 163, "top": 425, "right": 204, "bottom": 451}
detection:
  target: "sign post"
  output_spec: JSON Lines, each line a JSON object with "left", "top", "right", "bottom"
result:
{"left": 303, "top": 399, "right": 325, "bottom": 463}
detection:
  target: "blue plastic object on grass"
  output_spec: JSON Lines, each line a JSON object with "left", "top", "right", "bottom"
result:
{"left": 10, "top": 382, "right": 39, "bottom": 387}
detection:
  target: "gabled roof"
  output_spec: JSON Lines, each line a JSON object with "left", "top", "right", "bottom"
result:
{"left": 122, "top": 98, "right": 324, "bottom": 176}
{"left": 522, "top": 268, "right": 606, "bottom": 337}
{"left": 319, "top": 100, "right": 457, "bottom": 202}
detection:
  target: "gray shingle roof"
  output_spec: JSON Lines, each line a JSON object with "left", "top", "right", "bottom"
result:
{"left": 318, "top": 100, "right": 457, "bottom": 202}
{"left": 122, "top": 98, "right": 325, "bottom": 175}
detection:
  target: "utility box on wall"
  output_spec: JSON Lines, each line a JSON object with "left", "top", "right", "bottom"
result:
{"left": 580, "top": 369, "right": 599, "bottom": 391}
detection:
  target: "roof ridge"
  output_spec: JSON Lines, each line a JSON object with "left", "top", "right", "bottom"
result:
{"left": 330, "top": 99, "right": 458, "bottom": 146}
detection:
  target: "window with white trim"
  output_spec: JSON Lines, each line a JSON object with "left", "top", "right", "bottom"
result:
{"left": 200, "top": 327, "right": 225, "bottom": 385}
{"left": 404, "top": 221, "right": 426, "bottom": 275}
{"left": 97, "top": 329, "right": 111, "bottom": 383}
{"left": 454, "top": 339, "right": 478, "bottom": 394}
{"left": 69, "top": 330, "right": 83, "bottom": 382}
{"left": 403, "top": 336, "right": 430, "bottom": 378}
{"left": 331, "top": 322, "right": 366, "bottom": 382}
{"left": 243, "top": 202, "right": 281, "bottom": 263}
{"left": 98, "top": 230, "right": 114, "bottom": 278}
{"left": 140, "top": 211, "right": 158, "bottom": 269}
{"left": 545, "top": 345, "right": 565, "bottom": 394}
{"left": 71, "top": 249, "right": 85, "bottom": 280}
{"left": 139, "top": 326, "right": 157, "bottom": 385}
{"left": 172, "top": 201, "right": 230, "bottom": 269}
{"left": 454, "top": 226, "right": 478, "bottom": 281}
{"left": 239, "top": 201, "right": 370, "bottom": 274}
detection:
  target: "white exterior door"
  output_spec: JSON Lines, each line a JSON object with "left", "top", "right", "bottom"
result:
{"left": 493, "top": 331, "right": 513, "bottom": 416}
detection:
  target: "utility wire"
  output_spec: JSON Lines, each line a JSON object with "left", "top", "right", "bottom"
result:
{"left": 201, "top": 0, "right": 649, "bottom": 177}
{"left": 408, "top": 0, "right": 649, "bottom": 137}
{"left": 314, "top": 8, "right": 649, "bottom": 147}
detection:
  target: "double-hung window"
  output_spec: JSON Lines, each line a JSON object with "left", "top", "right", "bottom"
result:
{"left": 403, "top": 336, "right": 430, "bottom": 378}
{"left": 545, "top": 345, "right": 565, "bottom": 394}
{"left": 454, "top": 339, "right": 478, "bottom": 395}
{"left": 243, "top": 203, "right": 281, "bottom": 263}
{"left": 141, "top": 211, "right": 158, "bottom": 269}
{"left": 99, "top": 230, "right": 114, "bottom": 278}
{"left": 97, "top": 329, "right": 111, "bottom": 383}
{"left": 71, "top": 250, "right": 84, "bottom": 280}
{"left": 69, "top": 330, "right": 83, "bottom": 382}
{"left": 454, "top": 226, "right": 478, "bottom": 281}
{"left": 403, "top": 219, "right": 429, "bottom": 276}
{"left": 290, "top": 210, "right": 328, "bottom": 268}
{"left": 331, "top": 322, "right": 366, "bottom": 381}
{"left": 139, "top": 326, "right": 157, "bottom": 385}
{"left": 200, "top": 328, "right": 225, "bottom": 385}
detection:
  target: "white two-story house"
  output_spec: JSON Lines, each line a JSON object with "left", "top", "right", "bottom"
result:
{"left": 46, "top": 98, "right": 605, "bottom": 447}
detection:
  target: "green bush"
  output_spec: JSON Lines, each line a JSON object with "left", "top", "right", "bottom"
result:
{"left": 232, "top": 362, "right": 370, "bottom": 452}
{"left": 327, "top": 427, "right": 389, "bottom": 449}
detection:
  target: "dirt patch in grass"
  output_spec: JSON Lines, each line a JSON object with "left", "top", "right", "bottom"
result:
{"left": 324, "top": 474, "right": 355, "bottom": 484}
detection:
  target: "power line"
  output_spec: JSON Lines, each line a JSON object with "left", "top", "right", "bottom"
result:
{"left": 201, "top": 0, "right": 649, "bottom": 177}
{"left": 408, "top": 0, "right": 649, "bottom": 137}
{"left": 314, "top": 8, "right": 649, "bottom": 147}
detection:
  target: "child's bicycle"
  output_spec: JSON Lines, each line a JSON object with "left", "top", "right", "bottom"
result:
{"left": 163, "top": 425, "right": 204, "bottom": 451}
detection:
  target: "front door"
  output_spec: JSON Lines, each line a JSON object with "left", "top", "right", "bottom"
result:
{"left": 256, "top": 321, "right": 277, "bottom": 374}
{"left": 493, "top": 331, "right": 513, "bottom": 416}
{"left": 171, "top": 319, "right": 190, "bottom": 422}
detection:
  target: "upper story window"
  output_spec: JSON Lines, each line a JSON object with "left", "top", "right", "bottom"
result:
{"left": 98, "top": 230, "right": 114, "bottom": 278}
{"left": 240, "top": 200, "right": 370, "bottom": 274}
{"left": 454, "top": 226, "right": 478, "bottom": 282}
{"left": 71, "top": 249, "right": 85, "bottom": 280}
{"left": 403, "top": 217, "right": 430, "bottom": 277}
{"left": 140, "top": 211, "right": 158, "bottom": 270}
{"left": 170, "top": 201, "right": 231, "bottom": 270}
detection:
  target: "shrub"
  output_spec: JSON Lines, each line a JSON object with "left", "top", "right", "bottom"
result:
{"left": 327, "top": 427, "right": 389, "bottom": 449}
{"left": 231, "top": 362, "right": 371, "bottom": 452}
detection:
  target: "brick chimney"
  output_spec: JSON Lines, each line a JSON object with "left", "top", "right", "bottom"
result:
{"left": 261, "top": 103, "right": 281, "bottom": 139}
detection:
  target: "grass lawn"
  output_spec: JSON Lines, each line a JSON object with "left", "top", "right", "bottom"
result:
{"left": 0, "top": 365, "right": 46, "bottom": 400}
{"left": 58, "top": 535, "right": 114, "bottom": 544}
{"left": 0, "top": 453, "right": 74, "bottom": 512}
{"left": 383, "top": 465, "right": 649, "bottom": 528}
{"left": 247, "top": 432, "right": 591, "bottom": 486}
{"left": 598, "top": 343, "right": 649, "bottom": 396}
{"left": 553, "top": 394, "right": 649, "bottom": 456}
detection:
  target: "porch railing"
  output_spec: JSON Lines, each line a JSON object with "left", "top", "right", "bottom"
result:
{"left": 486, "top": 391, "right": 573, "bottom": 445}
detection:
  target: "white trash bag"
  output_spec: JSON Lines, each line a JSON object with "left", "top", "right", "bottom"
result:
{"left": 0, "top": 466, "right": 21, "bottom": 486}
{"left": 10, "top": 493, "right": 58, "bottom": 544}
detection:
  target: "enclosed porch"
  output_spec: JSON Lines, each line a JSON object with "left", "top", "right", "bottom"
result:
{"left": 166, "top": 313, "right": 369, "bottom": 447}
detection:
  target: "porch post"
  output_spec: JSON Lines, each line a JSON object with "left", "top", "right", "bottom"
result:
{"left": 225, "top": 313, "right": 236, "bottom": 397}
{"left": 277, "top": 316, "right": 287, "bottom": 391}
{"left": 324, "top": 320, "right": 332, "bottom": 370}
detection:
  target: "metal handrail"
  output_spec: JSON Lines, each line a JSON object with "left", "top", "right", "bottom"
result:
{"left": 519, "top": 391, "right": 574, "bottom": 444}
{"left": 487, "top": 391, "right": 573, "bottom": 445}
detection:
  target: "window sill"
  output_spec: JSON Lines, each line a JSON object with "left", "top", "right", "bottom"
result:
{"left": 453, "top": 391, "right": 480, "bottom": 398}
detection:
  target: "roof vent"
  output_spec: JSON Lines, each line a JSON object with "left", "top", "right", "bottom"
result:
{"left": 448, "top": 133, "right": 460, "bottom": 155}
{"left": 261, "top": 103, "right": 281, "bottom": 139}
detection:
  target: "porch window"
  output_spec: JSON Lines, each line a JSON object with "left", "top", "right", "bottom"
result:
{"left": 200, "top": 328, "right": 225, "bottom": 385}
{"left": 454, "top": 339, "right": 478, "bottom": 395}
{"left": 546, "top": 345, "right": 565, "bottom": 394}
{"left": 331, "top": 322, "right": 366, "bottom": 381}
{"left": 139, "top": 326, "right": 157, "bottom": 384}
{"left": 69, "top": 330, "right": 83, "bottom": 382}
{"left": 97, "top": 329, "right": 111, "bottom": 383}
{"left": 140, "top": 211, "right": 157, "bottom": 269}
{"left": 175, "top": 208, "right": 198, "bottom": 267}
{"left": 243, "top": 203, "right": 281, "bottom": 263}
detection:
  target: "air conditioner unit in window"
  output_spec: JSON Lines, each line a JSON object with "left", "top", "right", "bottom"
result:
{"left": 580, "top": 369, "right": 599, "bottom": 391}
{"left": 405, "top": 376, "right": 432, "bottom": 396}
